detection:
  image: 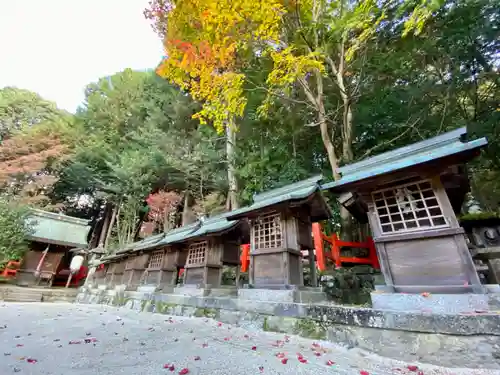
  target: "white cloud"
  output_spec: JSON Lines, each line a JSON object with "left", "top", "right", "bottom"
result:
{"left": 0, "top": 0, "right": 164, "bottom": 112}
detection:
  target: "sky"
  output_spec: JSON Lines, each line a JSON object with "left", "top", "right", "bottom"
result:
{"left": 0, "top": 0, "right": 164, "bottom": 113}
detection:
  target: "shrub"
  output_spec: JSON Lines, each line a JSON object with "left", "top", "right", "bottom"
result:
{"left": 0, "top": 195, "right": 34, "bottom": 267}
{"left": 320, "top": 266, "right": 375, "bottom": 306}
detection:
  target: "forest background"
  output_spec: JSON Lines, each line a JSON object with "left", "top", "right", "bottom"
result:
{"left": 0, "top": 0, "right": 498, "bottom": 259}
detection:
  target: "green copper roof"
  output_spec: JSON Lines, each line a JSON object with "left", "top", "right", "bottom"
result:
{"left": 26, "top": 209, "right": 91, "bottom": 248}
{"left": 116, "top": 232, "right": 166, "bottom": 254}
{"left": 159, "top": 212, "right": 239, "bottom": 246}
{"left": 115, "top": 212, "right": 241, "bottom": 254}
{"left": 321, "top": 127, "right": 487, "bottom": 192}
{"left": 227, "top": 175, "right": 329, "bottom": 220}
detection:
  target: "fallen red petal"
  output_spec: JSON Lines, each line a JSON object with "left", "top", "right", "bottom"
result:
{"left": 243, "top": 334, "right": 249, "bottom": 339}
{"left": 276, "top": 352, "right": 285, "bottom": 359}
{"left": 69, "top": 340, "right": 82, "bottom": 345}
{"left": 314, "top": 352, "right": 321, "bottom": 356}
{"left": 26, "top": 358, "right": 37, "bottom": 363}
{"left": 417, "top": 372, "right": 424, "bottom": 375}
{"left": 194, "top": 356, "right": 201, "bottom": 361}
{"left": 407, "top": 365, "right": 419, "bottom": 372}
{"left": 251, "top": 346, "right": 257, "bottom": 351}
{"left": 326, "top": 360, "right": 335, "bottom": 366}
{"left": 217, "top": 322, "right": 222, "bottom": 327}
{"left": 360, "top": 371, "right": 370, "bottom": 375}
{"left": 281, "top": 358, "right": 288, "bottom": 364}
{"left": 15, "top": 344, "right": 23, "bottom": 347}
{"left": 163, "top": 364, "right": 171, "bottom": 369}
{"left": 258, "top": 366, "right": 264, "bottom": 372}
{"left": 298, "top": 357, "right": 308, "bottom": 363}
{"left": 178, "top": 368, "right": 189, "bottom": 375}
{"left": 168, "top": 365, "right": 175, "bottom": 371}
{"left": 202, "top": 343, "right": 208, "bottom": 348}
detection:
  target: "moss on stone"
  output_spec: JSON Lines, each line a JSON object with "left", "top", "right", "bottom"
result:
{"left": 154, "top": 301, "right": 177, "bottom": 314}
{"left": 262, "top": 317, "right": 270, "bottom": 332}
{"left": 293, "top": 318, "right": 327, "bottom": 340}
{"left": 193, "top": 308, "right": 218, "bottom": 318}
{"left": 141, "top": 299, "right": 149, "bottom": 312}
{"left": 112, "top": 294, "right": 130, "bottom": 307}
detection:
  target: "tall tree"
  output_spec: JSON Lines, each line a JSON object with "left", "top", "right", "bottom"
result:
{"left": 146, "top": 0, "right": 444, "bottom": 236}
{"left": 0, "top": 87, "right": 67, "bottom": 141}
{"left": 145, "top": 0, "right": 286, "bottom": 209}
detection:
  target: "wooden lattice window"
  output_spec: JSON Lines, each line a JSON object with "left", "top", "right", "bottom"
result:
{"left": 252, "top": 212, "right": 282, "bottom": 249}
{"left": 372, "top": 179, "right": 447, "bottom": 234}
{"left": 187, "top": 241, "right": 207, "bottom": 266}
{"left": 147, "top": 251, "right": 164, "bottom": 270}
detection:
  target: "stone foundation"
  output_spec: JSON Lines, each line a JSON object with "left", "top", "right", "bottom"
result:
{"left": 76, "top": 285, "right": 500, "bottom": 369}
{"left": 370, "top": 291, "right": 490, "bottom": 313}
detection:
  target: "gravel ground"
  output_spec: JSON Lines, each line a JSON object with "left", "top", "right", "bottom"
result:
{"left": 0, "top": 302, "right": 498, "bottom": 375}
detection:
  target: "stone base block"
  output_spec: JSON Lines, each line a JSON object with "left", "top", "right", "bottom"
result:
{"left": 173, "top": 285, "right": 237, "bottom": 298}
{"left": 370, "top": 292, "right": 489, "bottom": 313}
{"left": 238, "top": 288, "right": 326, "bottom": 303}
{"left": 137, "top": 285, "right": 159, "bottom": 293}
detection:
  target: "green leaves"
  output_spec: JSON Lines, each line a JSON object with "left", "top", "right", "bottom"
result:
{"left": 0, "top": 87, "right": 68, "bottom": 142}
{"left": 0, "top": 195, "right": 33, "bottom": 266}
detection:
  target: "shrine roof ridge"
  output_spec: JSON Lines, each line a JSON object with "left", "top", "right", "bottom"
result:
{"left": 321, "top": 127, "right": 487, "bottom": 192}
{"left": 226, "top": 175, "right": 324, "bottom": 220}
{"left": 157, "top": 211, "right": 239, "bottom": 246}
{"left": 29, "top": 208, "right": 90, "bottom": 226}
{"left": 113, "top": 211, "right": 241, "bottom": 254}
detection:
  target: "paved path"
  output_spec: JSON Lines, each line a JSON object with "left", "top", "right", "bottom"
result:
{"left": 0, "top": 303, "right": 497, "bottom": 375}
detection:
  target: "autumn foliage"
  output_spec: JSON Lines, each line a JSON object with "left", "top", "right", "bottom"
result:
{"left": 146, "top": 190, "right": 182, "bottom": 229}
{"left": 0, "top": 119, "right": 76, "bottom": 207}
{"left": 145, "top": 0, "right": 285, "bottom": 133}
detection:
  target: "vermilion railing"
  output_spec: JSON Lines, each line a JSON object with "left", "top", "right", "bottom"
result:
{"left": 1, "top": 260, "right": 20, "bottom": 278}
{"left": 239, "top": 223, "right": 380, "bottom": 272}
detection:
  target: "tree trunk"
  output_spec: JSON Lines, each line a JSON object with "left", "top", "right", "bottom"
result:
{"left": 97, "top": 202, "right": 113, "bottom": 248}
{"left": 226, "top": 122, "right": 239, "bottom": 211}
{"left": 104, "top": 205, "right": 117, "bottom": 251}
{"left": 182, "top": 191, "right": 196, "bottom": 226}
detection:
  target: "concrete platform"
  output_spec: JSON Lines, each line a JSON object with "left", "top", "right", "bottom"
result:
{"left": 238, "top": 288, "right": 326, "bottom": 303}
{"left": 76, "top": 285, "right": 500, "bottom": 369}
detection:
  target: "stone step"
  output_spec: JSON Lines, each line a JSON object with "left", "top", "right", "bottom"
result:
{"left": 4, "top": 294, "right": 43, "bottom": 302}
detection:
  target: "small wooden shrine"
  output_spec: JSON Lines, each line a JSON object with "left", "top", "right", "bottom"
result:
{"left": 322, "top": 127, "right": 487, "bottom": 294}
{"left": 461, "top": 215, "right": 500, "bottom": 284}
{"left": 16, "top": 209, "right": 91, "bottom": 287}
{"left": 227, "top": 176, "right": 331, "bottom": 289}
{"left": 161, "top": 214, "right": 245, "bottom": 288}
{"left": 98, "top": 213, "right": 246, "bottom": 291}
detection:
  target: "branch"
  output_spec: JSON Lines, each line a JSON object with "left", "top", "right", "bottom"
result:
{"left": 359, "top": 117, "right": 420, "bottom": 159}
